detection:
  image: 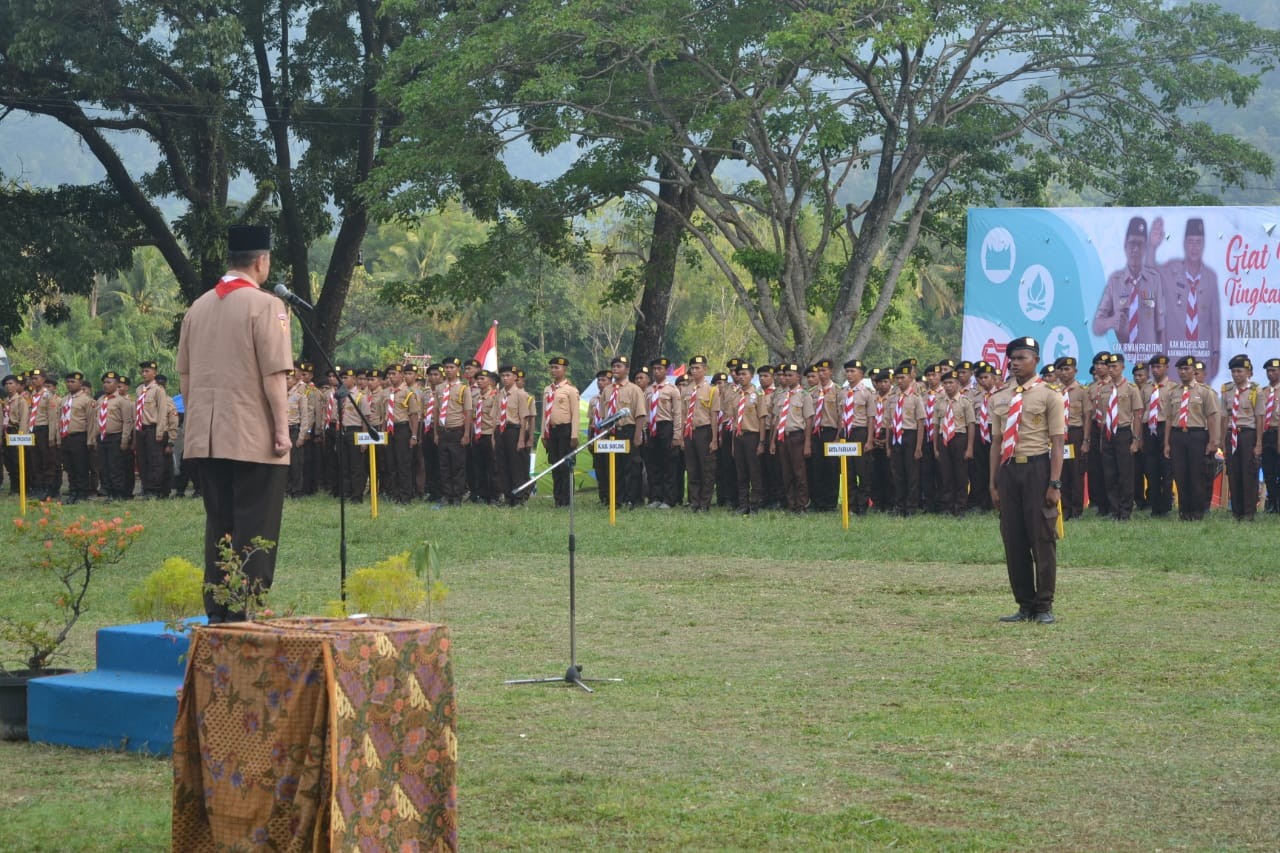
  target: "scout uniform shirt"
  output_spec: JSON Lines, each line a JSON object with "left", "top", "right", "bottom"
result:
{"left": 647, "top": 380, "right": 684, "bottom": 437}
{"left": 604, "top": 378, "right": 646, "bottom": 430}
{"left": 340, "top": 387, "right": 372, "bottom": 428}
{"left": 936, "top": 392, "right": 975, "bottom": 440}
{"left": 60, "top": 388, "right": 94, "bottom": 439}
{"left": 886, "top": 385, "right": 927, "bottom": 440}
{"left": 810, "top": 381, "right": 840, "bottom": 429}
{"left": 30, "top": 385, "right": 62, "bottom": 445}
{"left": 839, "top": 383, "right": 873, "bottom": 435}
{"left": 497, "top": 385, "right": 533, "bottom": 436}
{"left": 722, "top": 383, "right": 768, "bottom": 435}
{"left": 772, "top": 385, "right": 815, "bottom": 433}
{"left": 990, "top": 379, "right": 1066, "bottom": 458}
{"left": 161, "top": 393, "right": 180, "bottom": 443}
{"left": 1094, "top": 265, "right": 1165, "bottom": 346}
{"left": 386, "top": 383, "right": 421, "bottom": 431}
{"left": 91, "top": 391, "right": 135, "bottom": 449}
{"left": 1097, "top": 378, "right": 1143, "bottom": 432}
{"left": 1139, "top": 376, "right": 1172, "bottom": 434}
{"left": 3, "top": 393, "right": 29, "bottom": 435}
{"left": 1220, "top": 381, "right": 1263, "bottom": 443}
{"left": 1161, "top": 380, "right": 1220, "bottom": 430}
{"left": 475, "top": 387, "right": 498, "bottom": 436}
{"left": 435, "top": 380, "right": 472, "bottom": 430}
{"left": 681, "top": 379, "right": 718, "bottom": 432}
{"left": 1062, "top": 381, "right": 1090, "bottom": 430}
{"left": 134, "top": 380, "right": 170, "bottom": 431}
{"left": 542, "top": 378, "right": 578, "bottom": 431}
{"left": 369, "top": 385, "right": 391, "bottom": 430}
{"left": 287, "top": 380, "right": 314, "bottom": 434}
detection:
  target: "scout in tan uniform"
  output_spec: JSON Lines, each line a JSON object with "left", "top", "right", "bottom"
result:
{"left": 155, "top": 374, "right": 180, "bottom": 497}
{"left": 1092, "top": 216, "right": 1165, "bottom": 351}
{"left": 886, "top": 366, "right": 927, "bottom": 516}
{"left": 1261, "top": 358, "right": 1280, "bottom": 514}
{"left": 603, "top": 356, "right": 647, "bottom": 508}
{"left": 967, "top": 362, "right": 997, "bottom": 511}
{"left": 919, "top": 363, "right": 943, "bottom": 513}
{"left": 335, "top": 368, "right": 372, "bottom": 502}
{"left": 297, "top": 361, "right": 322, "bottom": 495}
{"left": 1138, "top": 354, "right": 1173, "bottom": 516}
{"left": 807, "top": 359, "right": 840, "bottom": 511}
{"left": 1082, "top": 353, "right": 1111, "bottom": 516}
{"left": 27, "top": 368, "right": 61, "bottom": 500}
{"left": 644, "top": 358, "right": 683, "bottom": 508}
{"left": 589, "top": 370, "right": 612, "bottom": 504}
{"left": 90, "top": 372, "right": 134, "bottom": 500}
{"left": 134, "top": 360, "right": 171, "bottom": 499}
{"left": 989, "top": 337, "right": 1064, "bottom": 624}
{"left": 1083, "top": 352, "right": 1143, "bottom": 520}
{"left": 495, "top": 365, "right": 534, "bottom": 505}
{"left": 541, "top": 356, "right": 579, "bottom": 507}
{"left": 713, "top": 370, "right": 738, "bottom": 507}
{"left": 769, "top": 363, "right": 814, "bottom": 512}
{"left": 285, "top": 368, "right": 314, "bottom": 497}
{"left": 58, "top": 371, "right": 95, "bottom": 503}
{"left": 176, "top": 224, "right": 293, "bottom": 623}
{"left": 866, "top": 368, "right": 894, "bottom": 511}
{"left": 680, "top": 356, "right": 720, "bottom": 512}
{"left": 756, "top": 365, "right": 785, "bottom": 509}
{"left": 725, "top": 361, "right": 768, "bottom": 514}
{"left": 840, "top": 359, "right": 873, "bottom": 515}
{"left": 1220, "top": 354, "right": 1263, "bottom": 520}
{"left": 383, "top": 364, "right": 421, "bottom": 504}
{"left": 1162, "top": 355, "right": 1221, "bottom": 520}
{"left": 1, "top": 374, "right": 26, "bottom": 493}
{"left": 1053, "top": 357, "right": 1090, "bottom": 520}
{"left": 934, "top": 370, "right": 975, "bottom": 517}
{"left": 470, "top": 370, "right": 500, "bottom": 504}
{"left": 433, "top": 357, "right": 472, "bottom": 506}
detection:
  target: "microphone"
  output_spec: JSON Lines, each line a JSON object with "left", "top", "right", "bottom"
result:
{"left": 274, "top": 283, "right": 314, "bottom": 311}
{"left": 596, "top": 407, "right": 631, "bottom": 431}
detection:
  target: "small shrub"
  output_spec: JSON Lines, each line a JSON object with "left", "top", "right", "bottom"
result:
{"left": 130, "top": 557, "right": 204, "bottom": 622}
{"left": 345, "top": 553, "right": 427, "bottom": 617}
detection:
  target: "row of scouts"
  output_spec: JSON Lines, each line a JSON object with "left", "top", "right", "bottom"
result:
{"left": 0, "top": 362, "right": 178, "bottom": 503}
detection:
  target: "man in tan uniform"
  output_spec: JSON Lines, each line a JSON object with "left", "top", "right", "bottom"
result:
{"left": 989, "top": 336, "right": 1064, "bottom": 624}
{"left": 935, "top": 370, "right": 975, "bottom": 517}
{"left": 1093, "top": 216, "right": 1165, "bottom": 354}
{"left": 134, "top": 360, "right": 171, "bottom": 499}
{"left": 541, "top": 356, "right": 579, "bottom": 507}
{"left": 645, "top": 358, "right": 683, "bottom": 509}
{"left": 769, "top": 363, "right": 815, "bottom": 512}
{"left": 681, "top": 355, "right": 719, "bottom": 512}
{"left": 725, "top": 361, "right": 768, "bottom": 515}
{"left": 285, "top": 368, "right": 314, "bottom": 498}
{"left": 1220, "top": 354, "right": 1263, "bottom": 521}
{"left": 1083, "top": 352, "right": 1143, "bottom": 520}
{"left": 604, "top": 355, "right": 647, "bottom": 509}
{"left": 1162, "top": 355, "right": 1221, "bottom": 520}
{"left": 58, "top": 371, "right": 95, "bottom": 504}
{"left": 495, "top": 365, "right": 534, "bottom": 506}
{"left": 1053, "top": 356, "right": 1090, "bottom": 520}
{"left": 177, "top": 224, "right": 293, "bottom": 623}
{"left": 27, "top": 368, "right": 60, "bottom": 500}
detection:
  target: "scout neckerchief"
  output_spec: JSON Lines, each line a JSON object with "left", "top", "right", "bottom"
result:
{"left": 30, "top": 388, "right": 45, "bottom": 432}
{"left": 1230, "top": 382, "right": 1247, "bottom": 453}
{"left": 326, "top": 390, "right": 336, "bottom": 428}
{"left": 135, "top": 383, "right": 149, "bottom": 431}
{"left": 98, "top": 394, "right": 111, "bottom": 439}
{"left": 1000, "top": 377, "right": 1042, "bottom": 464}
{"left": 892, "top": 385, "right": 910, "bottom": 445}
{"left": 684, "top": 382, "right": 699, "bottom": 439}
{"left": 1178, "top": 384, "right": 1191, "bottom": 429}
{"left": 812, "top": 383, "right": 829, "bottom": 436}
{"left": 924, "top": 388, "right": 937, "bottom": 444}
{"left": 1266, "top": 384, "right": 1278, "bottom": 430}
{"left": 1146, "top": 381, "right": 1162, "bottom": 435}
{"left": 421, "top": 387, "right": 435, "bottom": 433}
{"left": 775, "top": 388, "right": 792, "bottom": 442}
{"left": 735, "top": 386, "right": 748, "bottom": 436}
{"left": 59, "top": 392, "right": 74, "bottom": 439}
{"left": 648, "top": 384, "right": 661, "bottom": 436}
{"left": 1185, "top": 271, "right": 1200, "bottom": 340}
{"left": 1105, "top": 383, "right": 1119, "bottom": 439}
{"left": 943, "top": 394, "right": 958, "bottom": 445}
{"left": 473, "top": 388, "right": 485, "bottom": 438}
{"left": 385, "top": 388, "right": 397, "bottom": 435}
{"left": 498, "top": 390, "right": 509, "bottom": 432}
{"left": 978, "top": 391, "right": 991, "bottom": 443}
{"left": 841, "top": 387, "right": 855, "bottom": 437}
{"left": 215, "top": 273, "right": 258, "bottom": 298}
{"left": 1062, "top": 384, "right": 1071, "bottom": 430}
{"left": 440, "top": 382, "right": 453, "bottom": 428}
{"left": 874, "top": 393, "right": 886, "bottom": 436}
{"left": 1125, "top": 274, "right": 1140, "bottom": 341}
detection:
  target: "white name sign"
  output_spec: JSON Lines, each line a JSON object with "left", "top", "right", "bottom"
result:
{"left": 595, "top": 440, "right": 630, "bottom": 453}
{"left": 355, "top": 432, "right": 387, "bottom": 446}
{"left": 824, "top": 441, "right": 862, "bottom": 457}
{"left": 6, "top": 434, "right": 34, "bottom": 447}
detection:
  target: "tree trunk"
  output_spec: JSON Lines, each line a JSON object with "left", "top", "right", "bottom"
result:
{"left": 629, "top": 166, "right": 694, "bottom": 368}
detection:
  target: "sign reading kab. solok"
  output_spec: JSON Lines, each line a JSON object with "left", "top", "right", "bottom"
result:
{"left": 964, "top": 206, "right": 1280, "bottom": 386}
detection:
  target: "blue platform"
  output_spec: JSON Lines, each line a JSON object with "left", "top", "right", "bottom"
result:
{"left": 27, "top": 618, "right": 205, "bottom": 755}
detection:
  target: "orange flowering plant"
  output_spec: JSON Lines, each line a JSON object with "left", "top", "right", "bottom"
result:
{"left": 1, "top": 501, "right": 145, "bottom": 675}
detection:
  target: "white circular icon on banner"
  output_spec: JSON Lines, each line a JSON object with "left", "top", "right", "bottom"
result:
{"left": 1018, "top": 265, "right": 1054, "bottom": 322}
{"left": 1044, "top": 326, "right": 1078, "bottom": 362}
{"left": 981, "top": 228, "right": 1016, "bottom": 284}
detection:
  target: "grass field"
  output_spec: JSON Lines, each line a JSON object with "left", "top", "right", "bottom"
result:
{"left": 0, "top": 492, "right": 1277, "bottom": 851}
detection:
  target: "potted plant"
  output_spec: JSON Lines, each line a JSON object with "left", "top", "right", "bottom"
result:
{"left": 0, "top": 502, "right": 145, "bottom": 740}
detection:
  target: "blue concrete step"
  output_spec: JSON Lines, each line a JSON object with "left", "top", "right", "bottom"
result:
{"left": 26, "top": 618, "right": 206, "bottom": 755}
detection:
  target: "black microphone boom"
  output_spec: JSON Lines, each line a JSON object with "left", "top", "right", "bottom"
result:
{"left": 596, "top": 407, "right": 631, "bottom": 431}
{"left": 273, "top": 282, "right": 314, "bottom": 311}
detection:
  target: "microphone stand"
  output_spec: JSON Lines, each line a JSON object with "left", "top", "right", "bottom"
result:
{"left": 505, "top": 408, "right": 630, "bottom": 693}
{"left": 278, "top": 291, "right": 381, "bottom": 602}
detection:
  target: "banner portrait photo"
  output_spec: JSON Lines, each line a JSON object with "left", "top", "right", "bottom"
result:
{"left": 964, "top": 206, "right": 1280, "bottom": 385}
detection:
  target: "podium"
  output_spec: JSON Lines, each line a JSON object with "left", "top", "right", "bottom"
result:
{"left": 172, "top": 617, "right": 457, "bottom": 852}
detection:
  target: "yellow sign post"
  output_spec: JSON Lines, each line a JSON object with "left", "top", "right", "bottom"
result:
{"left": 824, "top": 441, "right": 862, "bottom": 530}
{"left": 7, "top": 433, "right": 33, "bottom": 515}
{"left": 356, "top": 431, "right": 387, "bottom": 519}
{"left": 595, "top": 439, "right": 630, "bottom": 526}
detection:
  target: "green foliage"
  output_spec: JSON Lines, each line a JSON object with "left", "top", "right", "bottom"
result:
{"left": 336, "top": 542, "right": 446, "bottom": 619}
{"left": 203, "top": 536, "right": 279, "bottom": 622}
{"left": 129, "top": 557, "right": 203, "bottom": 622}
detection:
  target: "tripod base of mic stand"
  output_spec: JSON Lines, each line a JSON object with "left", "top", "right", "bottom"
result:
{"left": 505, "top": 664, "right": 623, "bottom": 694}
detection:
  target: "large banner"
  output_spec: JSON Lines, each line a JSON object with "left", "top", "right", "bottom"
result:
{"left": 964, "top": 206, "right": 1280, "bottom": 386}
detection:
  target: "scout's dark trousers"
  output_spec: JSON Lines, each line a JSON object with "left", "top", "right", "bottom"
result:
{"left": 137, "top": 424, "right": 167, "bottom": 497}
{"left": 61, "top": 432, "right": 91, "bottom": 500}
{"left": 98, "top": 433, "right": 131, "bottom": 499}
{"left": 1262, "top": 427, "right": 1280, "bottom": 512}
{"left": 340, "top": 427, "right": 367, "bottom": 501}
{"left": 32, "top": 426, "right": 57, "bottom": 498}
{"left": 778, "top": 430, "right": 809, "bottom": 510}
{"left": 809, "top": 426, "right": 838, "bottom": 510}
{"left": 967, "top": 438, "right": 991, "bottom": 510}
{"left": 494, "top": 425, "right": 527, "bottom": 505}
{"left": 1225, "top": 428, "right": 1259, "bottom": 520}
{"left": 1101, "top": 426, "right": 1134, "bottom": 519}
{"left": 1169, "top": 427, "right": 1209, "bottom": 520}
{"left": 644, "top": 421, "right": 681, "bottom": 506}
{"left": 471, "top": 433, "right": 496, "bottom": 503}
{"left": 1141, "top": 421, "right": 1171, "bottom": 515}
{"left": 287, "top": 425, "right": 305, "bottom": 496}
{"left": 614, "top": 424, "right": 643, "bottom": 506}
{"left": 683, "top": 425, "right": 715, "bottom": 510}
{"left": 937, "top": 435, "right": 969, "bottom": 516}
{"left": 1086, "top": 421, "right": 1110, "bottom": 515}
{"left": 385, "top": 422, "right": 414, "bottom": 502}
{"left": 733, "top": 430, "right": 764, "bottom": 511}
{"left": 545, "top": 423, "right": 574, "bottom": 506}
{"left": 1062, "top": 425, "right": 1084, "bottom": 519}
{"left": 889, "top": 431, "right": 920, "bottom": 516}
{"left": 847, "top": 426, "right": 871, "bottom": 514}
{"left": 437, "top": 427, "right": 466, "bottom": 503}
{"left": 199, "top": 459, "right": 287, "bottom": 622}
{"left": 997, "top": 453, "right": 1057, "bottom": 614}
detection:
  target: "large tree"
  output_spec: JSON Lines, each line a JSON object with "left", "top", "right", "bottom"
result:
{"left": 0, "top": 0, "right": 403, "bottom": 360}
{"left": 378, "top": 0, "right": 1280, "bottom": 365}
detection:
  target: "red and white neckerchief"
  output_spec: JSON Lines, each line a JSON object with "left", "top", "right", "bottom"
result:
{"left": 1147, "top": 383, "right": 1162, "bottom": 435}
{"left": 841, "top": 388, "right": 856, "bottom": 437}
{"left": 735, "top": 388, "right": 748, "bottom": 436}
{"left": 215, "top": 273, "right": 258, "bottom": 299}
{"left": 326, "top": 392, "right": 336, "bottom": 428}
{"left": 1105, "top": 385, "right": 1119, "bottom": 440}
{"left": 812, "top": 384, "right": 827, "bottom": 436}
{"left": 648, "top": 386, "right": 661, "bottom": 436}
{"left": 892, "top": 387, "right": 910, "bottom": 445}
{"left": 386, "top": 390, "right": 397, "bottom": 435}
{"left": 98, "top": 395, "right": 111, "bottom": 439}
{"left": 1061, "top": 385, "right": 1071, "bottom": 430}
{"left": 924, "top": 390, "right": 937, "bottom": 443}
{"left": 943, "top": 396, "right": 958, "bottom": 445}
{"left": 1177, "top": 385, "right": 1191, "bottom": 429}
{"left": 440, "top": 382, "right": 454, "bottom": 429}
{"left": 775, "top": 389, "right": 793, "bottom": 442}
{"left": 473, "top": 391, "right": 485, "bottom": 438}
{"left": 59, "top": 393, "right": 74, "bottom": 439}
{"left": 1000, "top": 378, "right": 1042, "bottom": 464}
{"left": 2, "top": 401, "right": 10, "bottom": 431}
{"left": 1185, "top": 271, "right": 1200, "bottom": 340}
{"left": 30, "top": 390, "right": 45, "bottom": 432}
{"left": 684, "top": 383, "right": 699, "bottom": 439}
{"left": 1125, "top": 275, "right": 1140, "bottom": 342}
{"left": 606, "top": 381, "right": 619, "bottom": 424}
{"left": 591, "top": 396, "right": 605, "bottom": 437}
{"left": 134, "top": 385, "right": 148, "bottom": 430}
{"left": 542, "top": 381, "right": 558, "bottom": 438}
{"left": 874, "top": 395, "right": 886, "bottom": 435}
{"left": 1266, "top": 385, "right": 1278, "bottom": 430}
{"left": 978, "top": 393, "right": 991, "bottom": 443}
{"left": 1230, "top": 383, "right": 1246, "bottom": 453}
{"left": 421, "top": 389, "right": 435, "bottom": 433}
{"left": 498, "top": 391, "right": 509, "bottom": 432}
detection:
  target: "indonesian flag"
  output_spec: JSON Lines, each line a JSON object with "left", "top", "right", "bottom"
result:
{"left": 671, "top": 363, "right": 687, "bottom": 380}
{"left": 474, "top": 320, "right": 498, "bottom": 372}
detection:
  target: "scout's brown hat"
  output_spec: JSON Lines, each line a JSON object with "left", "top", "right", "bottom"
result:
{"left": 463, "top": 358, "right": 481, "bottom": 368}
{"left": 297, "top": 361, "right": 314, "bottom": 372}
{"left": 515, "top": 369, "right": 526, "bottom": 379}
{"left": 1126, "top": 217, "right": 1148, "bottom": 240}
{"left": 339, "top": 368, "right": 357, "bottom": 378}
{"left": 894, "top": 365, "right": 913, "bottom": 376}
{"left": 726, "top": 357, "right": 741, "bottom": 369}
{"left": 1133, "top": 361, "right": 1147, "bottom": 372}
{"left": 1229, "top": 354, "right": 1252, "bottom": 370}
{"left": 1103, "top": 352, "right": 1122, "bottom": 364}
{"left": 688, "top": 355, "right": 708, "bottom": 366}
{"left": 974, "top": 362, "right": 996, "bottom": 376}
{"left": 547, "top": 356, "right": 568, "bottom": 367}
{"left": 1006, "top": 336, "right": 1039, "bottom": 356}
{"left": 28, "top": 368, "right": 44, "bottom": 379}
{"left": 1148, "top": 354, "right": 1169, "bottom": 366}
{"left": 1091, "top": 351, "right": 1111, "bottom": 365}
{"left": 1039, "top": 364, "right": 1056, "bottom": 378}
{"left": 869, "top": 368, "right": 889, "bottom": 381}
{"left": 941, "top": 371, "right": 959, "bottom": 382}
{"left": 384, "top": 364, "right": 404, "bottom": 374}
{"left": 844, "top": 359, "right": 864, "bottom": 370}
{"left": 1175, "top": 356, "right": 1197, "bottom": 368}
{"left": 368, "top": 369, "right": 383, "bottom": 379}
{"left": 940, "top": 358, "right": 957, "bottom": 368}
{"left": 897, "top": 358, "right": 918, "bottom": 370}
{"left": 1264, "top": 358, "right": 1280, "bottom": 370}
{"left": 611, "top": 355, "right": 629, "bottom": 366}
{"left": 779, "top": 363, "right": 800, "bottom": 373}
{"left": 650, "top": 357, "right": 670, "bottom": 368}
{"left": 138, "top": 360, "right": 158, "bottom": 371}
{"left": 1054, "top": 356, "right": 1077, "bottom": 369}
{"left": 736, "top": 361, "right": 755, "bottom": 373}
{"left": 441, "top": 356, "right": 462, "bottom": 367}
{"left": 957, "top": 360, "right": 974, "bottom": 371}
{"left": 403, "top": 364, "right": 418, "bottom": 374}
{"left": 1186, "top": 218, "right": 1205, "bottom": 238}
{"left": 595, "top": 369, "right": 610, "bottom": 379}
{"left": 1195, "top": 360, "right": 1206, "bottom": 370}
{"left": 812, "top": 358, "right": 832, "bottom": 369}
{"left": 712, "top": 372, "right": 729, "bottom": 383}
{"left": 499, "top": 364, "right": 517, "bottom": 374}
{"left": 228, "top": 224, "right": 271, "bottom": 252}
{"left": 65, "top": 371, "right": 84, "bottom": 381}
{"left": 756, "top": 364, "right": 774, "bottom": 375}
{"left": 804, "top": 365, "right": 818, "bottom": 375}
{"left": 286, "top": 369, "right": 296, "bottom": 378}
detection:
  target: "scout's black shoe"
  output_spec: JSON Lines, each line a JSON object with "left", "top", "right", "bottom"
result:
{"left": 999, "top": 610, "right": 1034, "bottom": 623}
{"left": 1035, "top": 611, "right": 1056, "bottom": 624}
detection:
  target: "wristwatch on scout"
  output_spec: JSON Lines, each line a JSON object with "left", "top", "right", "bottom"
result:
{"left": 1048, "top": 479, "right": 1062, "bottom": 489}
